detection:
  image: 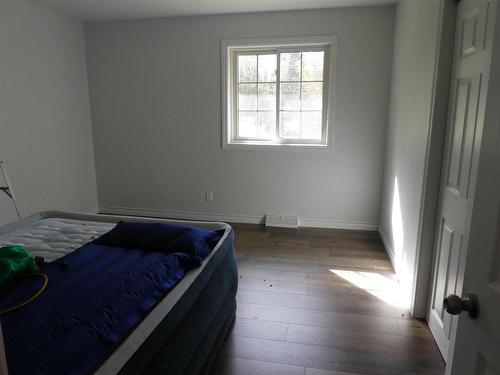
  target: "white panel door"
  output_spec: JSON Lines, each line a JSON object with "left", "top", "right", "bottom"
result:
{"left": 445, "top": 0, "right": 500, "bottom": 371}
{"left": 427, "top": 0, "right": 497, "bottom": 364}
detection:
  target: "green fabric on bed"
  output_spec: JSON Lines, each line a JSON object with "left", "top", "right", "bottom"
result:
{"left": 0, "top": 245, "right": 37, "bottom": 290}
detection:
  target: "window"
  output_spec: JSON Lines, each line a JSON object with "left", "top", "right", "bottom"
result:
{"left": 222, "top": 36, "right": 336, "bottom": 149}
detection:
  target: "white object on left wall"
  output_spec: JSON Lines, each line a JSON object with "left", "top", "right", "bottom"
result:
{"left": 0, "top": 160, "right": 21, "bottom": 226}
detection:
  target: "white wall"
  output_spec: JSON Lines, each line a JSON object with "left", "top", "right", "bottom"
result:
{"left": 379, "top": 0, "right": 450, "bottom": 315}
{"left": 0, "top": 0, "right": 98, "bottom": 223}
{"left": 85, "top": 6, "right": 395, "bottom": 228}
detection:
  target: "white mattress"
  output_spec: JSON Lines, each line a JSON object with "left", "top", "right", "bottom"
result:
{"left": 0, "top": 218, "right": 115, "bottom": 261}
{"left": 0, "top": 211, "right": 231, "bottom": 375}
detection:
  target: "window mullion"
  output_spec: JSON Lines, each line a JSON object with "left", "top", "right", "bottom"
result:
{"left": 256, "top": 55, "right": 260, "bottom": 138}
{"left": 234, "top": 51, "right": 239, "bottom": 140}
{"left": 276, "top": 51, "right": 281, "bottom": 140}
{"left": 321, "top": 47, "right": 329, "bottom": 144}
{"left": 299, "top": 52, "right": 303, "bottom": 139}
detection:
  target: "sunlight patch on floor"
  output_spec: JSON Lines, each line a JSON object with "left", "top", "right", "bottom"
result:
{"left": 330, "top": 269, "right": 411, "bottom": 308}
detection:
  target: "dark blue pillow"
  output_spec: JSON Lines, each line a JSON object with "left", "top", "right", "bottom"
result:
{"left": 94, "top": 221, "right": 224, "bottom": 259}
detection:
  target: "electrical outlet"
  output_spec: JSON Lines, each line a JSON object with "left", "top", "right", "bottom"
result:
{"left": 206, "top": 191, "right": 214, "bottom": 202}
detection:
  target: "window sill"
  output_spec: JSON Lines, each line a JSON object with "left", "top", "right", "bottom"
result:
{"left": 222, "top": 141, "right": 330, "bottom": 152}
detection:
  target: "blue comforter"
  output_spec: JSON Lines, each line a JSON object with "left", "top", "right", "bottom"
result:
{"left": 1, "top": 223, "right": 222, "bottom": 375}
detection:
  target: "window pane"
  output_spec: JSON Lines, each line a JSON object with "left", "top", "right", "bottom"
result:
{"left": 280, "top": 83, "right": 300, "bottom": 110}
{"left": 280, "top": 112, "right": 300, "bottom": 139}
{"left": 258, "top": 112, "right": 276, "bottom": 138}
{"left": 302, "top": 51, "right": 324, "bottom": 81}
{"left": 238, "top": 112, "right": 257, "bottom": 137}
{"left": 258, "top": 54, "right": 277, "bottom": 82}
{"left": 258, "top": 83, "right": 276, "bottom": 111}
{"left": 280, "top": 52, "right": 301, "bottom": 81}
{"left": 238, "top": 55, "right": 257, "bottom": 82}
{"left": 301, "top": 82, "right": 323, "bottom": 110}
{"left": 239, "top": 83, "right": 257, "bottom": 110}
{"left": 301, "top": 112, "right": 322, "bottom": 139}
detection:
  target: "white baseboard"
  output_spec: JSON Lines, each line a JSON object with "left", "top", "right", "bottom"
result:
{"left": 83, "top": 206, "right": 99, "bottom": 214}
{"left": 99, "top": 206, "right": 265, "bottom": 224}
{"left": 378, "top": 224, "right": 396, "bottom": 270}
{"left": 98, "top": 206, "right": 378, "bottom": 231}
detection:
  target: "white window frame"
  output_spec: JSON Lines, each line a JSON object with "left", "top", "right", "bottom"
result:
{"left": 221, "top": 35, "right": 337, "bottom": 151}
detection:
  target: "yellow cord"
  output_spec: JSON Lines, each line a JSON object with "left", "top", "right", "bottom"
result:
{"left": 0, "top": 273, "right": 48, "bottom": 314}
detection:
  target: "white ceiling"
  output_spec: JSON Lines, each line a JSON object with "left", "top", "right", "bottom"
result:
{"left": 29, "top": 0, "right": 396, "bottom": 21}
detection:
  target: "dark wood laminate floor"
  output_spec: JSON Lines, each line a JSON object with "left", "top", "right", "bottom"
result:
{"left": 209, "top": 224, "right": 445, "bottom": 375}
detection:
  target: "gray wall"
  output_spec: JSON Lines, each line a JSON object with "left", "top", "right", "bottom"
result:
{"left": 85, "top": 6, "right": 395, "bottom": 228}
{"left": 379, "top": 0, "right": 446, "bottom": 314}
{"left": 0, "top": 0, "right": 98, "bottom": 223}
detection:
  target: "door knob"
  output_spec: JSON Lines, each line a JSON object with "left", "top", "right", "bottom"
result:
{"left": 443, "top": 293, "right": 479, "bottom": 319}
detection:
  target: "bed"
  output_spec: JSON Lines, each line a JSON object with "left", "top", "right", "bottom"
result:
{"left": 0, "top": 211, "right": 238, "bottom": 375}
